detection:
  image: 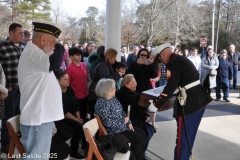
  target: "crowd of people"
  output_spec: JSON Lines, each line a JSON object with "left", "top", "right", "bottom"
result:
{"left": 175, "top": 45, "right": 239, "bottom": 102}
{"left": 0, "top": 20, "right": 239, "bottom": 160}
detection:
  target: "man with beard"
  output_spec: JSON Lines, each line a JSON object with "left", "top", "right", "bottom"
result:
{"left": 18, "top": 20, "right": 64, "bottom": 159}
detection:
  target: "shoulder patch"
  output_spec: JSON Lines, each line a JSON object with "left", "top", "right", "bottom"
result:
{"left": 167, "top": 69, "right": 171, "bottom": 79}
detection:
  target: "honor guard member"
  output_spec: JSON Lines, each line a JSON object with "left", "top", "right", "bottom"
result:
{"left": 18, "top": 19, "right": 64, "bottom": 159}
{"left": 150, "top": 43, "right": 212, "bottom": 160}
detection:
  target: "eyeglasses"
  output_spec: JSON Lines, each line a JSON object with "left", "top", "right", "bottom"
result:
{"left": 140, "top": 54, "right": 147, "bottom": 57}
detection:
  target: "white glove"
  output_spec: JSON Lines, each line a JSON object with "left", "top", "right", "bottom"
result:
{"left": 148, "top": 100, "right": 158, "bottom": 112}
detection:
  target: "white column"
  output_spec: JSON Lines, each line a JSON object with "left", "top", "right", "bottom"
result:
{"left": 212, "top": 0, "right": 215, "bottom": 49}
{"left": 105, "top": 0, "right": 121, "bottom": 61}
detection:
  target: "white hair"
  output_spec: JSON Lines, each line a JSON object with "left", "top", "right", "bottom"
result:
{"left": 229, "top": 44, "right": 235, "bottom": 49}
{"left": 95, "top": 79, "right": 115, "bottom": 98}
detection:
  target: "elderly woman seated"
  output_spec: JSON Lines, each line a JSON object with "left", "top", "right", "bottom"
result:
{"left": 116, "top": 74, "right": 155, "bottom": 157}
{"left": 94, "top": 78, "right": 144, "bottom": 160}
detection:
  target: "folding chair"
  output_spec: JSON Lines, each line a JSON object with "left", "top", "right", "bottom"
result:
{"left": 6, "top": 115, "right": 25, "bottom": 160}
{"left": 83, "top": 118, "right": 130, "bottom": 160}
{"left": 95, "top": 114, "right": 108, "bottom": 138}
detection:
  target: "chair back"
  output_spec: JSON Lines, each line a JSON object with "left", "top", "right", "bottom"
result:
{"left": 83, "top": 118, "right": 99, "bottom": 142}
{"left": 6, "top": 115, "right": 25, "bottom": 159}
{"left": 95, "top": 114, "right": 108, "bottom": 137}
{"left": 7, "top": 115, "right": 20, "bottom": 133}
{"left": 83, "top": 117, "right": 130, "bottom": 160}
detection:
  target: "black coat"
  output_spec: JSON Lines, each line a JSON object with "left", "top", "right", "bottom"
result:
{"left": 116, "top": 86, "right": 154, "bottom": 134}
{"left": 89, "top": 61, "right": 121, "bottom": 100}
{"left": 128, "top": 62, "right": 157, "bottom": 93}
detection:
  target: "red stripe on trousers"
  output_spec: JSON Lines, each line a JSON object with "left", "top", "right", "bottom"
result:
{"left": 177, "top": 116, "right": 182, "bottom": 160}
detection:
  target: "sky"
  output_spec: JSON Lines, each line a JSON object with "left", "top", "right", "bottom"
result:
{"left": 51, "top": 0, "right": 106, "bottom": 18}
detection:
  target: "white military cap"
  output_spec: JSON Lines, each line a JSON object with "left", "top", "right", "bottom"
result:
{"left": 151, "top": 43, "right": 172, "bottom": 56}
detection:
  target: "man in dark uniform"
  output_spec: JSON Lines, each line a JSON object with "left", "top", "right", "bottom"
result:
{"left": 150, "top": 43, "right": 212, "bottom": 160}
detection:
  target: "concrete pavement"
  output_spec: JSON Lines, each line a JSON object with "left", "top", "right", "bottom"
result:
{"left": 1, "top": 82, "right": 239, "bottom": 160}
{"left": 146, "top": 91, "right": 240, "bottom": 160}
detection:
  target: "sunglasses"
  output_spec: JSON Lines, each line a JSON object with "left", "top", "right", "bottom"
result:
{"left": 140, "top": 54, "right": 147, "bottom": 57}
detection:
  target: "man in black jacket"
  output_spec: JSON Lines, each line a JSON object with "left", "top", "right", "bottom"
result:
{"left": 227, "top": 44, "right": 240, "bottom": 89}
{"left": 150, "top": 43, "right": 212, "bottom": 160}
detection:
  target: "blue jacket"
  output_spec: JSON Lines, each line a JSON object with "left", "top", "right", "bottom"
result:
{"left": 217, "top": 58, "right": 233, "bottom": 80}
{"left": 127, "top": 53, "right": 137, "bottom": 69}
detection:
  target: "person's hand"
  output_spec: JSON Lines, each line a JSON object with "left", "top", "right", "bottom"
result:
{"left": 0, "top": 93, "right": 8, "bottom": 100}
{"left": 145, "top": 59, "right": 153, "bottom": 65}
{"left": 128, "top": 124, "right": 134, "bottom": 131}
{"left": 76, "top": 117, "right": 83, "bottom": 125}
{"left": 150, "top": 77, "right": 160, "bottom": 82}
{"left": 137, "top": 58, "right": 145, "bottom": 65}
{"left": 145, "top": 116, "right": 150, "bottom": 122}
{"left": 124, "top": 117, "right": 129, "bottom": 124}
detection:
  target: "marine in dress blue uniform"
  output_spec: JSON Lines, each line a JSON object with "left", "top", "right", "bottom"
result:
{"left": 151, "top": 43, "right": 212, "bottom": 160}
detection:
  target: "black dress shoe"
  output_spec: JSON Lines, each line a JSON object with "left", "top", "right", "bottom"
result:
{"left": 215, "top": 99, "right": 220, "bottom": 101}
{"left": 223, "top": 98, "right": 230, "bottom": 102}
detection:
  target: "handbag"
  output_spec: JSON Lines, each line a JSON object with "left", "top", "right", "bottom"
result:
{"left": 210, "top": 69, "right": 217, "bottom": 76}
{"left": 207, "top": 58, "right": 217, "bottom": 76}
{"left": 96, "top": 136, "right": 116, "bottom": 160}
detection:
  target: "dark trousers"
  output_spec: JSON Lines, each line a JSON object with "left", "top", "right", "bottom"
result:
{"left": 78, "top": 96, "right": 88, "bottom": 120}
{"left": 120, "top": 130, "right": 143, "bottom": 160}
{"left": 1, "top": 91, "right": 20, "bottom": 146}
{"left": 216, "top": 77, "right": 229, "bottom": 99}
{"left": 61, "top": 118, "right": 88, "bottom": 152}
{"left": 203, "top": 75, "right": 211, "bottom": 95}
{"left": 232, "top": 66, "right": 238, "bottom": 88}
{"left": 174, "top": 106, "right": 206, "bottom": 160}
{"left": 144, "top": 124, "right": 154, "bottom": 152}
{"left": 89, "top": 100, "right": 96, "bottom": 119}
{"left": 133, "top": 127, "right": 145, "bottom": 158}
{"left": 50, "top": 135, "right": 71, "bottom": 160}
